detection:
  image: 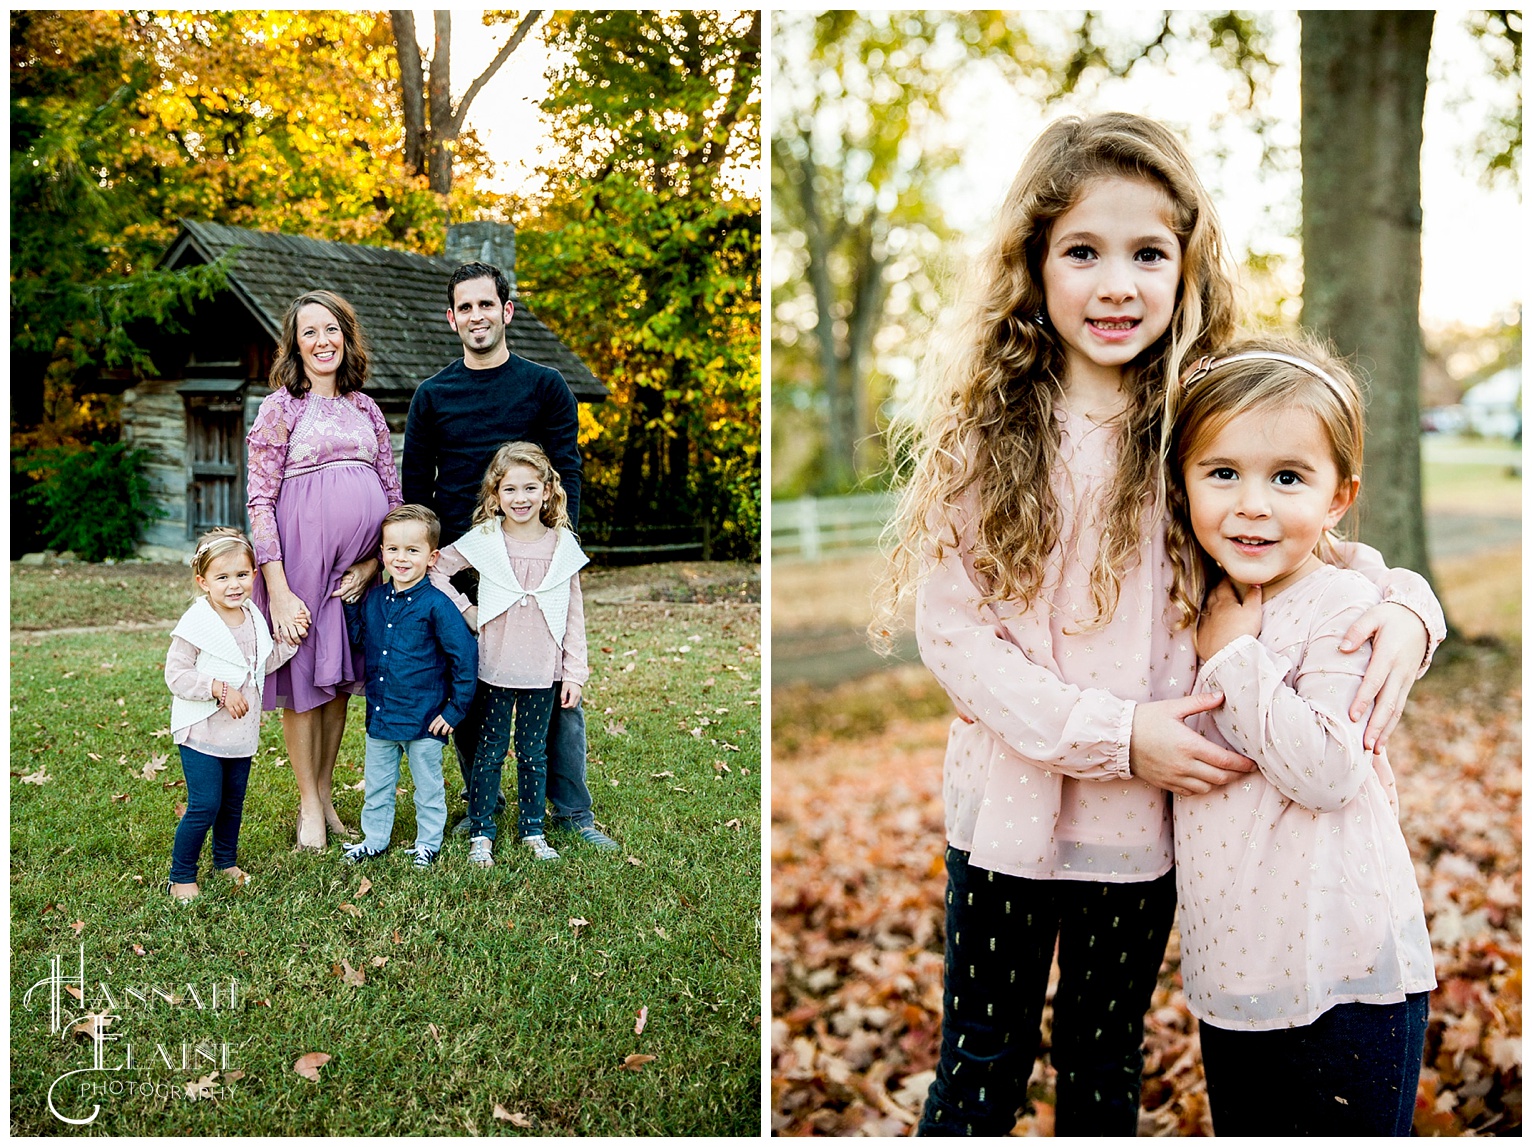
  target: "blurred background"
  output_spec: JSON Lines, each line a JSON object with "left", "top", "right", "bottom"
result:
{"left": 769, "top": 10, "right": 1521, "bottom": 1137}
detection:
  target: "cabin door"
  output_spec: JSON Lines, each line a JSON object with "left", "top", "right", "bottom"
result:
{"left": 184, "top": 391, "right": 245, "bottom": 537}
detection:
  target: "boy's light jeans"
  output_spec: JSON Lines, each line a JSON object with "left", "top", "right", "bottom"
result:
{"left": 360, "top": 735, "right": 447, "bottom": 853}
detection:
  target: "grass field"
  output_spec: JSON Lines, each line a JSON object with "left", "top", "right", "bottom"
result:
{"left": 10, "top": 561, "right": 762, "bottom": 1136}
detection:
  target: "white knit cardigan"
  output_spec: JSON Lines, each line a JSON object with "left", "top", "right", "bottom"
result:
{"left": 168, "top": 597, "right": 275, "bottom": 734}
{"left": 449, "top": 522, "right": 588, "bottom": 646}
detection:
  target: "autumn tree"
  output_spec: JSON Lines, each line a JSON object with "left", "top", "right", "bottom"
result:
{"left": 389, "top": 10, "right": 543, "bottom": 196}
{"left": 10, "top": 9, "right": 504, "bottom": 429}
{"left": 517, "top": 10, "right": 762, "bottom": 559}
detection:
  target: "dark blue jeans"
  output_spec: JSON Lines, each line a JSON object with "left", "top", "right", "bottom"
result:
{"left": 1199, "top": 992, "right": 1430, "bottom": 1136}
{"left": 917, "top": 848, "right": 1178, "bottom": 1137}
{"left": 168, "top": 746, "right": 251, "bottom": 883}
{"left": 453, "top": 682, "right": 595, "bottom": 829}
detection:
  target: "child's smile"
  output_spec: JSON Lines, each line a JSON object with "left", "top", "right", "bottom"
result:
{"left": 197, "top": 552, "right": 256, "bottom": 620}
{"left": 496, "top": 464, "right": 549, "bottom": 532}
{"left": 1184, "top": 405, "right": 1358, "bottom": 599}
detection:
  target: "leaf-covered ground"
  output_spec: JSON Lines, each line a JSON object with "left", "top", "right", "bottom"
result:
{"left": 11, "top": 561, "right": 762, "bottom": 1136}
{"left": 771, "top": 643, "right": 1521, "bottom": 1136}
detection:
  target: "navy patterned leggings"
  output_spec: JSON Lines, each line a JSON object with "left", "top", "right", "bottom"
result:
{"left": 917, "top": 848, "right": 1178, "bottom": 1136}
{"left": 463, "top": 683, "right": 558, "bottom": 842}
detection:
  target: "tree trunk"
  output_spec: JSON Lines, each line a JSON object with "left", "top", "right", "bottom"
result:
{"left": 1300, "top": 11, "right": 1439, "bottom": 590}
{"left": 427, "top": 11, "right": 455, "bottom": 195}
{"left": 389, "top": 11, "right": 427, "bottom": 174}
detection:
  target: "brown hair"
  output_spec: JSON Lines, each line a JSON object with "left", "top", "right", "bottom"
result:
{"left": 1165, "top": 332, "right": 1365, "bottom": 628}
{"left": 381, "top": 503, "right": 442, "bottom": 550}
{"left": 191, "top": 527, "right": 255, "bottom": 581}
{"left": 875, "top": 113, "right": 1239, "bottom": 647}
{"left": 269, "top": 290, "right": 370, "bottom": 397}
{"left": 471, "top": 442, "right": 570, "bottom": 531}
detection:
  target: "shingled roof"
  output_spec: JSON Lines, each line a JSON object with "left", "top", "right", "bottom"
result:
{"left": 161, "top": 219, "right": 607, "bottom": 401}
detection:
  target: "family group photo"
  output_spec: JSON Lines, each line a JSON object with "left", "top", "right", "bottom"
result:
{"left": 11, "top": 10, "right": 760, "bottom": 1136}
{"left": 770, "top": 9, "right": 1520, "bottom": 1138}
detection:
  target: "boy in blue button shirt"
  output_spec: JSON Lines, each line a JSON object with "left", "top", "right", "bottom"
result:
{"left": 343, "top": 505, "right": 478, "bottom": 867}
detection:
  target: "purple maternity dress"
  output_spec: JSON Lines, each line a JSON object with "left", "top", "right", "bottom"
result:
{"left": 246, "top": 389, "right": 402, "bottom": 713}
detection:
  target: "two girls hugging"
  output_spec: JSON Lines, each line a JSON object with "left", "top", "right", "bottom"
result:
{"left": 881, "top": 113, "right": 1440, "bottom": 1137}
{"left": 164, "top": 441, "right": 588, "bottom": 899}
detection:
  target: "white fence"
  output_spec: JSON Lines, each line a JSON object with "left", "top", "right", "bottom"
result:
{"left": 771, "top": 492, "right": 895, "bottom": 559}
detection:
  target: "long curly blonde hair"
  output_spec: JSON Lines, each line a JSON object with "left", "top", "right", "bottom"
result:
{"left": 873, "top": 113, "right": 1239, "bottom": 647}
{"left": 1164, "top": 333, "right": 1365, "bottom": 629}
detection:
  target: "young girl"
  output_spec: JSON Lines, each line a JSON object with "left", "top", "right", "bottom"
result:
{"left": 876, "top": 113, "right": 1444, "bottom": 1135}
{"left": 431, "top": 442, "right": 590, "bottom": 866}
{"left": 165, "top": 529, "right": 302, "bottom": 901}
{"left": 1167, "top": 337, "right": 1435, "bottom": 1135}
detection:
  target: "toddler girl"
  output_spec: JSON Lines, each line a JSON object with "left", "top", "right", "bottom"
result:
{"left": 876, "top": 113, "right": 1444, "bottom": 1135}
{"left": 431, "top": 442, "right": 590, "bottom": 866}
{"left": 1167, "top": 337, "right": 1435, "bottom": 1136}
{"left": 165, "top": 528, "right": 302, "bottom": 900}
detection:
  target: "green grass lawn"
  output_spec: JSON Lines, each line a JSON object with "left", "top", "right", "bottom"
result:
{"left": 10, "top": 564, "right": 762, "bottom": 1135}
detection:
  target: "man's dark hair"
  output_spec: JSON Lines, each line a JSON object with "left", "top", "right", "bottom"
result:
{"left": 448, "top": 262, "right": 512, "bottom": 310}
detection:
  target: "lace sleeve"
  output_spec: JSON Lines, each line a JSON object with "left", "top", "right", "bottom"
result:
{"left": 245, "top": 393, "right": 292, "bottom": 566}
{"left": 358, "top": 393, "right": 403, "bottom": 510}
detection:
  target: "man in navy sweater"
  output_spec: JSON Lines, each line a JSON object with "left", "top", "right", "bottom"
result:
{"left": 402, "top": 261, "right": 617, "bottom": 850}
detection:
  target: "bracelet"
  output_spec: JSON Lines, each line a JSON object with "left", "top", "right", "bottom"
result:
{"left": 217, "top": 681, "right": 228, "bottom": 706}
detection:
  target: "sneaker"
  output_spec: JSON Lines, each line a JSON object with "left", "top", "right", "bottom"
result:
{"left": 343, "top": 841, "right": 387, "bottom": 864}
{"left": 521, "top": 834, "right": 561, "bottom": 861}
{"left": 468, "top": 836, "right": 494, "bottom": 868}
{"left": 450, "top": 814, "right": 473, "bottom": 838}
{"left": 411, "top": 845, "right": 439, "bottom": 868}
{"left": 575, "top": 825, "right": 619, "bottom": 851}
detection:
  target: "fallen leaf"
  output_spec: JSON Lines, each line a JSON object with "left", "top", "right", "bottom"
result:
{"left": 339, "top": 903, "right": 362, "bottom": 918}
{"left": 140, "top": 753, "right": 169, "bottom": 781}
{"left": 111, "top": 793, "right": 130, "bottom": 803}
{"left": 151, "top": 727, "right": 171, "bottom": 737}
{"left": 651, "top": 770, "right": 674, "bottom": 779}
{"left": 356, "top": 877, "right": 373, "bottom": 897}
{"left": 340, "top": 959, "right": 365, "bottom": 987}
{"left": 64, "top": 985, "right": 82, "bottom": 1000}
{"left": 619, "top": 1054, "right": 657, "bottom": 1071}
{"left": 635, "top": 1005, "right": 649, "bottom": 1035}
{"left": 428, "top": 1023, "right": 442, "bottom": 1045}
{"left": 175, "top": 802, "right": 188, "bottom": 818}
{"left": 724, "top": 818, "right": 742, "bottom": 829}
{"left": 392, "top": 929, "right": 404, "bottom": 945}
{"left": 185, "top": 1072, "right": 219, "bottom": 1100}
{"left": 132, "top": 944, "right": 146, "bottom": 956}
{"left": 654, "top": 926, "right": 670, "bottom": 940}
{"left": 224, "top": 1070, "right": 245, "bottom": 1083}
{"left": 19, "top": 767, "right": 51, "bottom": 785}
{"left": 369, "top": 956, "right": 389, "bottom": 968}
{"left": 712, "top": 760, "right": 731, "bottom": 774}
{"left": 606, "top": 721, "right": 628, "bottom": 737}
{"left": 72, "top": 1012, "right": 113, "bottom": 1039}
{"left": 87, "top": 752, "right": 102, "bottom": 762}
{"left": 70, "top": 920, "right": 85, "bottom": 936}
{"left": 344, "top": 778, "right": 365, "bottom": 791}
{"left": 492, "top": 1103, "right": 533, "bottom": 1126}
{"left": 293, "top": 1052, "right": 330, "bottom": 1081}
{"left": 626, "top": 856, "right": 642, "bottom": 866}
{"left": 162, "top": 779, "right": 185, "bottom": 789}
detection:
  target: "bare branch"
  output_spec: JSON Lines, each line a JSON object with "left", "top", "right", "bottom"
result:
{"left": 450, "top": 10, "right": 543, "bottom": 134}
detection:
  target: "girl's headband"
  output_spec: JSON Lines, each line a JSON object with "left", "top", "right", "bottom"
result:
{"left": 1182, "top": 352, "right": 1349, "bottom": 400}
{"left": 193, "top": 535, "right": 252, "bottom": 562}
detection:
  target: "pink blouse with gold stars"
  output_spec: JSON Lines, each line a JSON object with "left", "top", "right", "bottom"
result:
{"left": 1174, "top": 563, "right": 1436, "bottom": 1030}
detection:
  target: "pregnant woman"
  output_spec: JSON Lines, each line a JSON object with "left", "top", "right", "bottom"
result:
{"left": 247, "top": 289, "right": 402, "bottom": 850}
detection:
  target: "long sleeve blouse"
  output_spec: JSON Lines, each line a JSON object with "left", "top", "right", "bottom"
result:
{"left": 245, "top": 389, "right": 402, "bottom": 567}
{"left": 915, "top": 409, "right": 1447, "bottom": 884}
{"left": 1173, "top": 564, "right": 1436, "bottom": 1030}
{"left": 166, "top": 614, "right": 298, "bottom": 758}
{"left": 431, "top": 528, "right": 589, "bottom": 689}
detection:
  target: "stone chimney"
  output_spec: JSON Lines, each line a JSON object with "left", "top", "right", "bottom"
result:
{"left": 445, "top": 221, "right": 517, "bottom": 296}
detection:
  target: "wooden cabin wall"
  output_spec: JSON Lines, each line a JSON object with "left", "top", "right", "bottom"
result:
{"left": 120, "top": 379, "right": 192, "bottom": 551}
